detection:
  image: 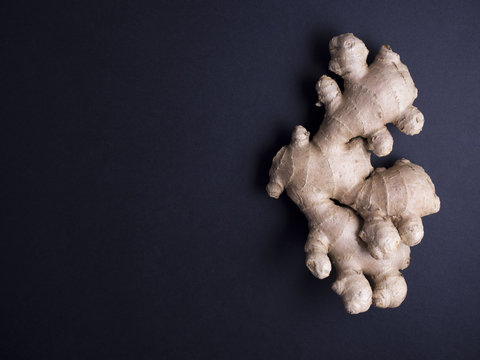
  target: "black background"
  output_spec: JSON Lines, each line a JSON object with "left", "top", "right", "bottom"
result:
{"left": 3, "top": 1, "right": 480, "bottom": 359}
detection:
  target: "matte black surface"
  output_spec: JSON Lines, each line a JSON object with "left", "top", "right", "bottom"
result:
{"left": 2, "top": 1, "right": 480, "bottom": 359}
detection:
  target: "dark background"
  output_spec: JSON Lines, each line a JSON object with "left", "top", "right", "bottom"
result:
{"left": 2, "top": 0, "right": 480, "bottom": 359}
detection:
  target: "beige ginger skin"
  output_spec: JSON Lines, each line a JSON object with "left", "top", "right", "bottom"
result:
{"left": 266, "top": 34, "right": 440, "bottom": 314}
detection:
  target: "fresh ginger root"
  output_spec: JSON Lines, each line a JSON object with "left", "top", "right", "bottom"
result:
{"left": 266, "top": 34, "right": 440, "bottom": 314}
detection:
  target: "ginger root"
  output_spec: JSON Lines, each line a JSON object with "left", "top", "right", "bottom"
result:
{"left": 267, "top": 34, "right": 440, "bottom": 314}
